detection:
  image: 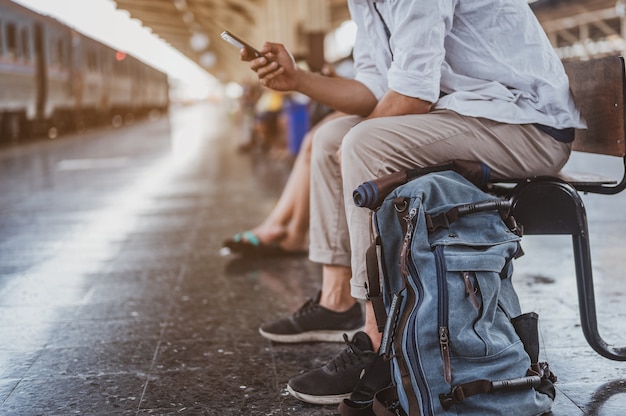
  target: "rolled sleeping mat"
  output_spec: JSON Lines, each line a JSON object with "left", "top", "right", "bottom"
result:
{"left": 353, "top": 160, "right": 491, "bottom": 210}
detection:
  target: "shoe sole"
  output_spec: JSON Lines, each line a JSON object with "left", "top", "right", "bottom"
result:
{"left": 286, "top": 384, "right": 351, "bottom": 405}
{"left": 258, "top": 327, "right": 364, "bottom": 343}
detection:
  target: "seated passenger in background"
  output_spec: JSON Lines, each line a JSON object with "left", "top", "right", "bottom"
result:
{"left": 223, "top": 110, "right": 345, "bottom": 257}
{"left": 222, "top": 55, "right": 355, "bottom": 257}
{"left": 253, "top": 88, "right": 285, "bottom": 152}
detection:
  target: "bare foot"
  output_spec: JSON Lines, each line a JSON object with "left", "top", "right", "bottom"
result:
{"left": 277, "top": 233, "right": 308, "bottom": 253}
{"left": 237, "top": 224, "right": 307, "bottom": 253}
{"left": 247, "top": 223, "right": 288, "bottom": 245}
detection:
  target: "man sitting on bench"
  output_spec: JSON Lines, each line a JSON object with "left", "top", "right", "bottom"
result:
{"left": 242, "top": 0, "right": 586, "bottom": 406}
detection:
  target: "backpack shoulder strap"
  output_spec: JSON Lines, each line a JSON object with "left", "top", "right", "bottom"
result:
{"left": 366, "top": 236, "right": 387, "bottom": 333}
{"left": 373, "top": 386, "right": 404, "bottom": 416}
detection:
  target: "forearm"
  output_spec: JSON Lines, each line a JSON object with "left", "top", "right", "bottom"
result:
{"left": 248, "top": 42, "right": 378, "bottom": 116}
{"left": 250, "top": 43, "right": 431, "bottom": 118}
{"left": 295, "top": 71, "right": 378, "bottom": 117}
{"left": 367, "top": 89, "right": 433, "bottom": 119}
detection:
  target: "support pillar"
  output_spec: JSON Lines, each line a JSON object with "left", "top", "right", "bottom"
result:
{"left": 302, "top": 0, "right": 330, "bottom": 72}
{"left": 307, "top": 32, "right": 325, "bottom": 73}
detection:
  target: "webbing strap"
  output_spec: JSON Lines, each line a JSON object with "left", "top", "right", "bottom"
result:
{"left": 439, "top": 375, "right": 543, "bottom": 410}
{"left": 338, "top": 399, "right": 375, "bottom": 416}
{"left": 426, "top": 199, "right": 515, "bottom": 234}
{"left": 372, "top": 386, "right": 405, "bottom": 416}
{"left": 366, "top": 237, "right": 387, "bottom": 333}
{"left": 439, "top": 380, "right": 492, "bottom": 410}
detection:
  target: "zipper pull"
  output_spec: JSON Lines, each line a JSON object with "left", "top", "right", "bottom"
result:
{"left": 439, "top": 326, "right": 452, "bottom": 383}
{"left": 380, "top": 292, "right": 403, "bottom": 360}
{"left": 399, "top": 207, "right": 417, "bottom": 278}
{"left": 462, "top": 271, "right": 480, "bottom": 309}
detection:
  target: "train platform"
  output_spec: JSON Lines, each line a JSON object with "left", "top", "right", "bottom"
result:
{"left": 1, "top": 101, "right": 625, "bottom": 415}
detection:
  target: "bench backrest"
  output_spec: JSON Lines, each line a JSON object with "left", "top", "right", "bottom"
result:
{"left": 564, "top": 56, "right": 626, "bottom": 158}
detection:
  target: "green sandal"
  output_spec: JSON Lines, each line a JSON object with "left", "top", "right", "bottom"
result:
{"left": 222, "top": 231, "right": 307, "bottom": 257}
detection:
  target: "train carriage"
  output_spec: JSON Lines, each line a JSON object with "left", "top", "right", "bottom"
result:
{"left": 0, "top": 0, "right": 169, "bottom": 142}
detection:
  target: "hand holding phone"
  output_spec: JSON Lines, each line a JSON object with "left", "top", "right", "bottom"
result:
{"left": 221, "top": 30, "right": 294, "bottom": 91}
{"left": 220, "top": 31, "right": 262, "bottom": 59}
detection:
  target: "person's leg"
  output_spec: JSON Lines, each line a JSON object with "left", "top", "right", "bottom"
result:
{"left": 258, "top": 115, "right": 366, "bottom": 344}
{"left": 307, "top": 114, "right": 365, "bottom": 312}
{"left": 319, "top": 265, "right": 353, "bottom": 311}
{"left": 260, "top": 111, "right": 347, "bottom": 250}
{"left": 307, "top": 115, "right": 362, "bottom": 267}
{"left": 286, "top": 115, "right": 391, "bottom": 405}
{"left": 225, "top": 112, "right": 345, "bottom": 253}
{"left": 245, "top": 129, "right": 312, "bottom": 250}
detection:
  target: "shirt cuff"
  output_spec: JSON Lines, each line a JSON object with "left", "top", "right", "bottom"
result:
{"left": 388, "top": 63, "right": 440, "bottom": 103}
{"left": 355, "top": 72, "right": 387, "bottom": 101}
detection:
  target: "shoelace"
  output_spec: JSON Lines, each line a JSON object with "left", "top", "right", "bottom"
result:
{"left": 325, "top": 333, "right": 367, "bottom": 372}
{"left": 293, "top": 298, "right": 319, "bottom": 318}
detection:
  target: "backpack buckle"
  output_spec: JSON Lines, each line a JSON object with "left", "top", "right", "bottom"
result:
{"left": 426, "top": 212, "right": 451, "bottom": 233}
{"left": 439, "top": 386, "right": 465, "bottom": 410}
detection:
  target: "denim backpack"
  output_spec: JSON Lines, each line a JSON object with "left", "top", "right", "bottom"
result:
{"left": 362, "top": 170, "right": 556, "bottom": 416}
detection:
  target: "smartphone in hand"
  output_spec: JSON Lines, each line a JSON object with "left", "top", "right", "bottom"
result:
{"left": 220, "top": 31, "right": 262, "bottom": 58}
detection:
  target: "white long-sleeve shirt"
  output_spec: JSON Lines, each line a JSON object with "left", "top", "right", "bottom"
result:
{"left": 349, "top": 0, "right": 585, "bottom": 129}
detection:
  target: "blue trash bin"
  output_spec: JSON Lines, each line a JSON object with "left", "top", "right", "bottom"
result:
{"left": 284, "top": 97, "right": 309, "bottom": 156}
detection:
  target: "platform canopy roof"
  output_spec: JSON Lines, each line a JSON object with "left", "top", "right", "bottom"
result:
{"left": 112, "top": 0, "right": 351, "bottom": 82}
{"left": 532, "top": 0, "right": 626, "bottom": 59}
{"left": 112, "top": 0, "right": 626, "bottom": 81}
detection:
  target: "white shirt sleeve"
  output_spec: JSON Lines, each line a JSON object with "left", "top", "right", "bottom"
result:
{"left": 351, "top": 5, "right": 388, "bottom": 100}
{"left": 386, "top": 0, "right": 456, "bottom": 103}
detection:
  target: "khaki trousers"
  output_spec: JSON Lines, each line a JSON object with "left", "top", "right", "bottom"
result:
{"left": 308, "top": 109, "right": 571, "bottom": 300}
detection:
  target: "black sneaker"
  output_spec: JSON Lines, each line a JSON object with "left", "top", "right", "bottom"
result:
{"left": 259, "top": 292, "right": 364, "bottom": 343}
{"left": 338, "top": 352, "right": 393, "bottom": 415}
{"left": 287, "top": 331, "right": 377, "bottom": 405}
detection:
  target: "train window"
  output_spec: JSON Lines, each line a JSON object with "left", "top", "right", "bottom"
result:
{"left": 7, "top": 22, "right": 17, "bottom": 58}
{"left": 21, "top": 27, "right": 30, "bottom": 62}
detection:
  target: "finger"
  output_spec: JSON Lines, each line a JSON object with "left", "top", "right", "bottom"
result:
{"left": 260, "top": 42, "right": 280, "bottom": 55}
{"left": 240, "top": 48, "right": 252, "bottom": 62}
{"left": 256, "top": 61, "right": 282, "bottom": 78}
{"left": 260, "top": 43, "right": 285, "bottom": 63}
{"left": 259, "top": 67, "right": 285, "bottom": 86}
{"left": 250, "top": 56, "right": 273, "bottom": 71}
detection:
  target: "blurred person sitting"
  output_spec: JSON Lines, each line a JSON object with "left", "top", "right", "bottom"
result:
{"left": 253, "top": 88, "right": 285, "bottom": 153}
{"left": 222, "top": 55, "right": 355, "bottom": 257}
{"left": 222, "top": 110, "right": 346, "bottom": 257}
{"left": 237, "top": 82, "right": 262, "bottom": 153}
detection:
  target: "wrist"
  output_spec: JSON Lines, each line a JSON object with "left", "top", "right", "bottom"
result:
{"left": 293, "top": 69, "right": 314, "bottom": 94}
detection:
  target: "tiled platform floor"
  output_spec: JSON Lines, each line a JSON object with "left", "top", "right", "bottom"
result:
{"left": 0, "top": 102, "right": 625, "bottom": 415}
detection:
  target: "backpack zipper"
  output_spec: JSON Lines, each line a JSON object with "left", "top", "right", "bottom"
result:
{"left": 397, "top": 205, "right": 434, "bottom": 415}
{"left": 399, "top": 207, "right": 417, "bottom": 278}
{"left": 406, "top": 255, "right": 435, "bottom": 415}
{"left": 463, "top": 271, "right": 481, "bottom": 309}
{"left": 434, "top": 245, "right": 452, "bottom": 384}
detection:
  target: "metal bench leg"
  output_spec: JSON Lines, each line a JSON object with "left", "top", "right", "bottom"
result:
{"left": 509, "top": 178, "right": 626, "bottom": 360}
{"left": 572, "top": 231, "right": 626, "bottom": 360}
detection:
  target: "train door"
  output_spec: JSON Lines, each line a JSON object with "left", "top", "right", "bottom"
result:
{"left": 34, "top": 23, "right": 47, "bottom": 121}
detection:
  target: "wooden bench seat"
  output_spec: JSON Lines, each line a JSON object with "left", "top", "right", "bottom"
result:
{"left": 554, "top": 170, "right": 618, "bottom": 186}
{"left": 558, "top": 56, "right": 626, "bottom": 193}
